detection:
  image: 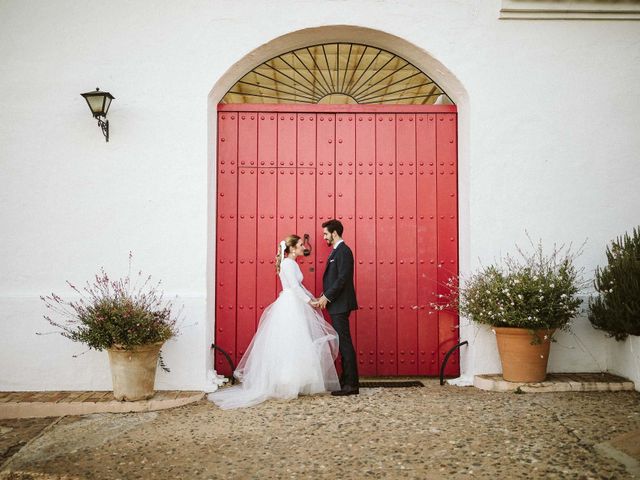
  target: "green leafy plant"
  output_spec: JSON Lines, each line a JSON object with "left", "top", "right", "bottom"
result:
{"left": 433, "top": 238, "right": 585, "bottom": 335}
{"left": 40, "top": 254, "right": 180, "bottom": 351}
{"left": 589, "top": 227, "right": 640, "bottom": 341}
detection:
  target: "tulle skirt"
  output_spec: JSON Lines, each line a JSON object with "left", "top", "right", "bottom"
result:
{"left": 208, "top": 289, "right": 340, "bottom": 409}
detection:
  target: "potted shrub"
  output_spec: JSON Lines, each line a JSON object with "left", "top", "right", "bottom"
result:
{"left": 40, "top": 256, "right": 180, "bottom": 401}
{"left": 589, "top": 226, "right": 640, "bottom": 340}
{"left": 435, "top": 239, "right": 585, "bottom": 382}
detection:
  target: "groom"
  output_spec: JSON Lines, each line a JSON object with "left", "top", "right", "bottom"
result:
{"left": 312, "top": 219, "right": 359, "bottom": 396}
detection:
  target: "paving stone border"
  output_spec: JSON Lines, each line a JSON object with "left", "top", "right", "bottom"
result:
{"left": 474, "top": 372, "right": 636, "bottom": 393}
{"left": 0, "top": 391, "right": 204, "bottom": 419}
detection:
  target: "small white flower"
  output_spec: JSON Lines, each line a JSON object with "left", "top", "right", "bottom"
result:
{"left": 539, "top": 296, "right": 544, "bottom": 300}
{"left": 550, "top": 284, "right": 555, "bottom": 288}
{"left": 560, "top": 294, "right": 567, "bottom": 298}
{"left": 517, "top": 294, "right": 523, "bottom": 300}
{"left": 609, "top": 288, "right": 613, "bottom": 293}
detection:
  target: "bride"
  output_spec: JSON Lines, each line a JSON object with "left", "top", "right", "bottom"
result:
{"left": 208, "top": 234, "right": 340, "bottom": 409}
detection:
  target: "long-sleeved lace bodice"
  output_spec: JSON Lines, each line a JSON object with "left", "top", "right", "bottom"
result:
{"left": 279, "top": 258, "right": 313, "bottom": 303}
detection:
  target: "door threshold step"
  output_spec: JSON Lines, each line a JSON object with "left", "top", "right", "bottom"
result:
{"left": 359, "top": 381, "right": 424, "bottom": 388}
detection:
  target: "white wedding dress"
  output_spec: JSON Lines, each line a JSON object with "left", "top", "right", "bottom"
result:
{"left": 208, "top": 257, "right": 340, "bottom": 409}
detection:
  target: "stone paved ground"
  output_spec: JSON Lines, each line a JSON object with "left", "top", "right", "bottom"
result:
{"left": 1, "top": 380, "right": 639, "bottom": 479}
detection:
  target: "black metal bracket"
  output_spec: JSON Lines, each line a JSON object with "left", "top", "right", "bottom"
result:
{"left": 211, "top": 343, "right": 237, "bottom": 385}
{"left": 439, "top": 341, "right": 468, "bottom": 386}
{"left": 96, "top": 116, "right": 109, "bottom": 142}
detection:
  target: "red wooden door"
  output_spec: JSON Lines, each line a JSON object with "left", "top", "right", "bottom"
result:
{"left": 215, "top": 105, "right": 459, "bottom": 377}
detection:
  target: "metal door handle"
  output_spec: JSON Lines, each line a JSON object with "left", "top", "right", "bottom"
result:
{"left": 303, "top": 233, "right": 312, "bottom": 256}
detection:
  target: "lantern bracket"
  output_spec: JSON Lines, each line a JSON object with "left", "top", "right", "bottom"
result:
{"left": 96, "top": 117, "right": 109, "bottom": 142}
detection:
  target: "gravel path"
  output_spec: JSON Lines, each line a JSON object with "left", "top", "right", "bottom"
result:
{"left": 2, "top": 380, "right": 639, "bottom": 479}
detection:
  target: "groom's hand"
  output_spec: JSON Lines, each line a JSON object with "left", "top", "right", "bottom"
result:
{"left": 316, "top": 295, "right": 329, "bottom": 309}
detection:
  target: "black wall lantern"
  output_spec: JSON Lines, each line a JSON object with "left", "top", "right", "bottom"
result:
{"left": 80, "top": 87, "right": 115, "bottom": 142}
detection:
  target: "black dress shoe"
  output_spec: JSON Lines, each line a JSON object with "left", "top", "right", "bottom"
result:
{"left": 331, "top": 385, "right": 359, "bottom": 396}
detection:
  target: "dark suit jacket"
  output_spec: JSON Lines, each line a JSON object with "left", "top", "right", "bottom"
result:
{"left": 323, "top": 241, "right": 358, "bottom": 314}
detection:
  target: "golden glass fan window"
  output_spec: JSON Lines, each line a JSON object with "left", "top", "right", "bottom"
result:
{"left": 221, "top": 43, "right": 453, "bottom": 105}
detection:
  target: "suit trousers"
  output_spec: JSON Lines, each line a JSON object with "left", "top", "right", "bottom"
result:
{"left": 330, "top": 311, "right": 359, "bottom": 388}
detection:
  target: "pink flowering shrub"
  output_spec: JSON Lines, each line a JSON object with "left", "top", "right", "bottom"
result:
{"left": 41, "top": 255, "right": 180, "bottom": 351}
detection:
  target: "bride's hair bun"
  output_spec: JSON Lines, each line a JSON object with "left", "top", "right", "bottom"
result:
{"left": 275, "top": 235, "right": 301, "bottom": 273}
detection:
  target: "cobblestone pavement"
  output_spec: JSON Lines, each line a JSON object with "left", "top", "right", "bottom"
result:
{"left": 1, "top": 380, "right": 639, "bottom": 479}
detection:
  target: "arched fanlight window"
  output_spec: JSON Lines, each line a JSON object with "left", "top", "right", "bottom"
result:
{"left": 221, "top": 43, "right": 452, "bottom": 105}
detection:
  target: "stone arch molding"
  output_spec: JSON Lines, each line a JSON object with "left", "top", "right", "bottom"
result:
{"left": 208, "top": 25, "right": 467, "bottom": 106}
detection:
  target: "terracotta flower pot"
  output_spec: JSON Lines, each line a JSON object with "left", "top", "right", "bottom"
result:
{"left": 494, "top": 327, "right": 555, "bottom": 383}
{"left": 107, "top": 342, "right": 164, "bottom": 401}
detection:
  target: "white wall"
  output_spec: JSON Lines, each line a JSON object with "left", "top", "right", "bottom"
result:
{"left": 1, "top": 0, "right": 639, "bottom": 390}
{"left": 607, "top": 336, "right": 640, "bottom": 388}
